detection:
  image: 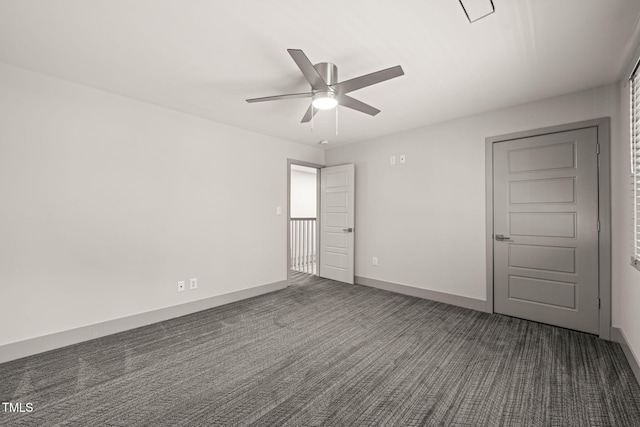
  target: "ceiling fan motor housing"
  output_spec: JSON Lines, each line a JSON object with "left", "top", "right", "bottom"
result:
{"left": 314, "top": 62, "right": 338, "bottom": 87}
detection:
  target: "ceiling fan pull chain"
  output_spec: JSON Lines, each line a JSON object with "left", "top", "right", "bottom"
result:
{"left": 336, "top": 104, "right": 339, "bottom": 136}
{"left": 311, "top": 104, "right": 314, "bottom": 132}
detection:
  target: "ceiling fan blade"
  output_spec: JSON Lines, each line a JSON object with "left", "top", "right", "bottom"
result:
{"left": 287, "top": 49, "right": 329, "bottom": 90}
{"left": 338, "top": 95, "right": 380, "bottom": 116}
{"left": 246, "top": 92, "right": 312, "bottom": 103}
{"left": 301, "top": 104, "right": 319, "bottom": 123}
{"left": 332, "top": 65, "right": 404, "bottom": 94}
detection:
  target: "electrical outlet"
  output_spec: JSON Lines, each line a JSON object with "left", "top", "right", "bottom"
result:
{"left": 390, "top": 156, "right": 396, "bottom": 166}
{"left": 372, "top": 256, "right": 378, "bottom": 266}
{"left": 190, "top": 277, "right": 198, "bottom": 290}
{"left": 177, "top": 281, "right": 185, "bottom": 292}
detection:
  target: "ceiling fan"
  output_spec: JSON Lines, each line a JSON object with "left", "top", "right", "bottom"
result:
{"left": 246, "top": 49, "right": 404, "bottom": 123}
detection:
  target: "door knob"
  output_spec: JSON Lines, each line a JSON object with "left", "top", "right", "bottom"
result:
{"left": 343, "top": 228, "right": 353, "bottom": 233}
{"left": 495, "top": 234, "right": 511, "bottom": 241}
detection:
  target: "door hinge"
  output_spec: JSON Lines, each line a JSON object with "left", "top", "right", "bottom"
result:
{"left": 597, "top": 220, "right": 600, "bottom": 232}
{"left": 596, "top": 143, "right": 600, "bottom": 154}
{"left": 598, "top": 298, "right": 601, "bottom": 309}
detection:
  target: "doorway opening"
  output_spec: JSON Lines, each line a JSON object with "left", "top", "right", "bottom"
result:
{"left": 288, "top": 161, "right": 320, "bottom": 279}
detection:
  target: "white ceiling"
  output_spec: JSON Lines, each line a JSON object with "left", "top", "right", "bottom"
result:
{"left": 1, "top": 1, "right": 639, "bottom": 147}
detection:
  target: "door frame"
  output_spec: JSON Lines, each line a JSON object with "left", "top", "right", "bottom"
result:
{"left": 485, "top": 117, "right": 611, "bottom": 339}
{"left": 287, "top": 159, "right": 323, "bottom": 283}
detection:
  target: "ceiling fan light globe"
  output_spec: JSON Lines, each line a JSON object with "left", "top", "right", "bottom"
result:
{"left": 312, "top": 92, "right": 338, "bottom": 110}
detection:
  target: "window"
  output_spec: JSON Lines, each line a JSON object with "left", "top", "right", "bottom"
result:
{"left": 631, "top": 64, "right": 640, "bottom": 269}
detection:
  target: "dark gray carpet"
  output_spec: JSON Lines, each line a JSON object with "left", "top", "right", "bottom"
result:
{"left": 1, "top": 272, "right": 639, "bottom": 426}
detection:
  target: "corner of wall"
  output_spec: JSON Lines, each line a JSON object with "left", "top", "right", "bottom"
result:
{"left": 612, "top": 327, "right": 640, "bottom": 386}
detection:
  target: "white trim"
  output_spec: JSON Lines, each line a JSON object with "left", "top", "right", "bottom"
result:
{"left": 0, "top": 280, "right": 288, "bottom": 364}
{"left": 611, "top": 327, "right": 640, "bottom": 386}
{"left": 355, "top": 276, "right": 488, "bottom": 313}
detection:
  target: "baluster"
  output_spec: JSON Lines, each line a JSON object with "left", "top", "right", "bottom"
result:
{"left": 305, "top": 220, "right": 309, "bottom": 273}
{"left": 291, "top": 221, "right": 295, "bottom": 271}
{"left": 298, "top": 220, "right": 302, "bottom": 271}
{"left": 302, "top": 220, "right": 306, "bottom": 273}
{"left": 308, "top": 220, "right": 312, "bottom": 273}
{"left": 309, "top": 219, "right": 313, "bottom": 274}
{"left": 308, "top": 219, "right": 312, "bottom": 274}
{"left": 312, "top": 219, "right": 315, "bottom": 274}
{"left": 296, "top": 220, "right": 300, "bottom": 271}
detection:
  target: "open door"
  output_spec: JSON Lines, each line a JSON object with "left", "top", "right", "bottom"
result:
{"left": 319, "top": 164, "right": 355, "bottom": 284}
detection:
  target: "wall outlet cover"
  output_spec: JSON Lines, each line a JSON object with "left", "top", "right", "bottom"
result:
{"left": 178, "top": 281, "right": 185, "bottom": 292}
{"left": 190, "top": 277, "right": 198, "bottom": 289}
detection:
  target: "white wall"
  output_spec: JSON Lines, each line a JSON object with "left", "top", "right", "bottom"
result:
{"left": 290, "top": 168, "right": 317, "bottom": 218}
{"left": 326, "top": 84, "right": 620, "bottom": 304}
{"left": 0, "top": 63, "right": 324, "bottom": 346}
{"left": 616, "top": 79, "right": 640, "bottom": 365}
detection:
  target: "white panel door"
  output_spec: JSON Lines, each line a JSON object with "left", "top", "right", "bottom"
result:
{"left": 319, "top": 164, "right": 355, "bottom": 284}
{"left": 493, "top": 127, "right": 599, "bottom": 334}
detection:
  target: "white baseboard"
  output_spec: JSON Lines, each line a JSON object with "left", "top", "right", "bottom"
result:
{"left": 0, "top": 280, "right": 288, "bottom": 364}
{"left": 355, "top": 276, "right": 488, "bottom": 313}
{"left": 611, "top": 327, "right": 640, "bottom": 386}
